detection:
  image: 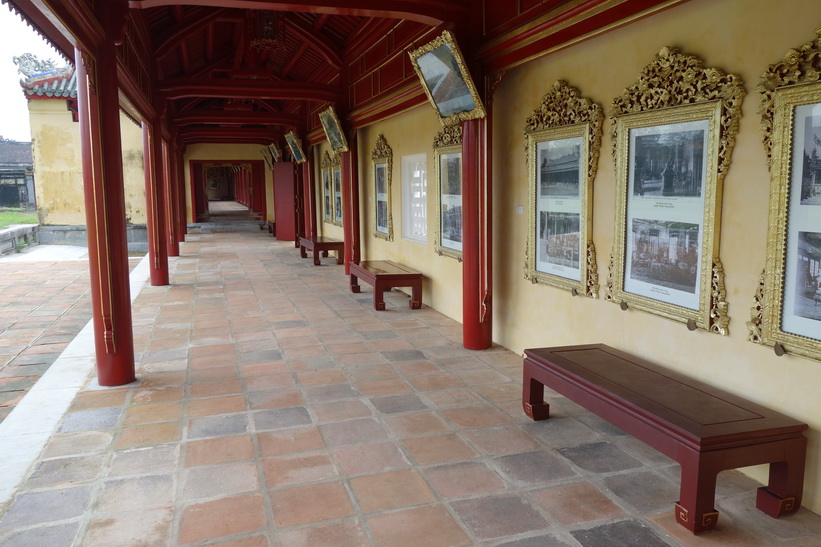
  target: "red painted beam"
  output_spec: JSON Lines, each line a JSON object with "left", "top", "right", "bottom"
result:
{"left": 159, "top": 78, "right": 343, "bottom": 102}
{"left": 172, "top": 110, "right": 301, "bottom": 126}
{"left": 127, "top": 0, "right": 469, "bottom": 26}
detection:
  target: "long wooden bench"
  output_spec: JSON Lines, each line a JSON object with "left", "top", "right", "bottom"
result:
{"left": 523, "top": 344, "right": 807, "bottom": 534}
{"left": 349, "top": 261, "right": 422, "bottom": 311}
{"left": 299, "top": 236, "right": 344, "bottom": 266}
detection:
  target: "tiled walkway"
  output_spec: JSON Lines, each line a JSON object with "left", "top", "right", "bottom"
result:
{"left": 0, "top": 231, "right": 820, "bottom": 546}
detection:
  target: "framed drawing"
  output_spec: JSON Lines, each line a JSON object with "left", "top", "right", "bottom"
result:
{"left": 284, "top": 131, "right": 306, "bottom": 164}
{"left": 749, "top": 29, "right": 821, "bottom": 362}
{"left": 408, "top": 30, "right": 485, "bottom": 126}
{"left": 606, "top": 47, "right": 745, "bottom": 334}
{"left": 319, "top": 105, "right": 349, "bottom": 152}
{"left": 372, "top": 134, "right": 393, "bottom": 240}
{"left": 524, "top": 81, "right": 603, "bottom": 297}
{"left": 433, "top": 125, "right": 463, "bottom": 260}
{"left": 333, "top": 166, "right": 343, "bottom": 224}
{"left": 320, "top": 151, "right": 333, "bottom": 222}
{"left": 268, "top": 142, "right": 281, "bottom": 162}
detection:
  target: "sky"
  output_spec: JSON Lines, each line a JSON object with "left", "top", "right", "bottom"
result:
{"left": 0, "top": 6, "right": 64, "bottom": 142}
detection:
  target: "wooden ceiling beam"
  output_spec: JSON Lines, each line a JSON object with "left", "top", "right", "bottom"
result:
{"left": 172, "top": 110, "right": 301, "bottom": 126}
{"left": 283, "top": 14, "right": 342, "bottom": 69}
{"left": 280, "top": 42, "right": 309, "bottom": 78}
{"left": 159, "top": 78, "right": 343, "bottom": 102}
{"left": 127, "top": 0, "right": 469, "bottom": 27}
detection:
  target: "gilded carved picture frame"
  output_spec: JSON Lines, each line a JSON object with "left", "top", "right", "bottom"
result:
{"left": 606, "top": 47, "right": 745, "bottom": 335}
{"left": 524, "top": 81, "right": 602, "bottom": 297}
{"left": 748, "top": 29, "right": 821, "bottom": 362}
{"left": 433, "top": 125, "right": 463, "bottom": 260}
{"left": 320, "top": 150, "right": 342, "bottom": 225}
{"left": 371, "top": 134, "right": 393, "bottom": 241}
{"left": 408, "top": 30, "right": 486, "bottom": 127}
{"left": 318, "top": 105, "right": 349, "bottom": 152}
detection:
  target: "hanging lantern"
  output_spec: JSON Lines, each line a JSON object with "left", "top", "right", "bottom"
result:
{"left": 248, "top": 10, "right": 285, "bottom": 51}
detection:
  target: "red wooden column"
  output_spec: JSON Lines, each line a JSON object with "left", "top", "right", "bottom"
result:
{"left": 162, "top": 139, "right": 180, "bottom": 256}
{"left": 141, "top": 122, "right": 169, "bottom": 285}
{"left": 173, "top": 138, "right": 187, "bottom": 240}
{"left": 302, "top": 162, "right": 316, "bottom": 239}
{"left": 75, "top": 45, "right": 136, "bottom": 386}
{"left": 462, "top": 118, "right": 492, "bottom": 349}
{"left": 341, "top": 131, "right": 361, "bottom": 274}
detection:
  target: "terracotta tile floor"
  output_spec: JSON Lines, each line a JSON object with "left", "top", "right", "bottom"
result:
{"left": 1, "top": 231, "right": 820, "bottom": 546}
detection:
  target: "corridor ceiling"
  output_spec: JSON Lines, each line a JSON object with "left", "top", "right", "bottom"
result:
{"left": 5, "top": 0, "right": 688, "bottom": 147}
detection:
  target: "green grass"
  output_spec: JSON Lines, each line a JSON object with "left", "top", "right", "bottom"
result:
{"left": 0, "top": 210, "right": 39, "bottom": 228}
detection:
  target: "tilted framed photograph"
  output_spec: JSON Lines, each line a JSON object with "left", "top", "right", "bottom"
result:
{"left": 268, "top": 142, "right": 281, "bottom": 162}
{"left": 408, "top": 30, "right": 486, "bottom": 126}
{"left": 371, "top": 134, "right": 393, "bottom": 240}
{"left": 319, "top": 105, "right": 349, "bottom": 152}
{"left": 284, "top": 131, "right": 306, "bottom": 164}
{"left": 749, "top": 30, "right": 821, "bottom": 361}
{"left": 434, "top": 145, "right": 462, "bottom": 259}
{"left": 606, "top": 47, "right": 745, "bottom": 334}
{"left": 333, "top": 167, "right": 343, "bottom": 225}
{"left": 524, "top": 81, "right": 602, "bottom": 297}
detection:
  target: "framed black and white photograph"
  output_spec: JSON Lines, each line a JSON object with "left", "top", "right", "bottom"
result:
{"left": 524, "top": 81, "right": 602, "bottom": 296}
{"left": 319, "top": 105, "right": 349, "bottom": 152}
{"left": 749, "top": 32, "right": 821, "bottom": 361}
{"left": 269, "top": 142, "right": 281, "bottom": 163}
{"left": 622, "top": 119, "right": 709, "bottom": 311}
{"left": 371, "top": 134, "right": 393, "bottom": 240}
{"left": 408, "top": 30, "right": 486, "bottom": 126}
{"left": 607, "top": 47, "right": 744, "bottom": 334}
{"left": 333, "top": 167, "right": 343, "bottom": 224}
{"left": 434, "top": 146, "right": 462, "bottom": 258}
{"left": 322, "top": 168, "right": 332, "bottom": 222}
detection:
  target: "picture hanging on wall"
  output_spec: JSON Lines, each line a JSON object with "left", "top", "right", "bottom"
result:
{"left": 408, "top": 30, "right": 486, "bottom": 126}
{"left": 749, "top": 28, "right": 821, "bottom": 362}
{"left": 524, "top": 81, "right": 603, "bottom": 297}
{"left": 433, "top": 124, "right": 463, "bottom": 260}
{"left": 320, "top": 150, "right": 342, "bottom": 225}
{"left": 268, "top": 142, "right": 281, "bottom": 162}
{"left": 285, "top": 131, "right": 306, "bottom": 164}
{"left": 371, "top": 134, "right": 393, "bottom": 240}
{"left": 606, "top": 47, "right": 745, "bottom": 335}
{"left": 319, "top": 105, "right": 349, "bottom": 152}
{"left": 259, "top": 148, "right": 273, "bottom": 170}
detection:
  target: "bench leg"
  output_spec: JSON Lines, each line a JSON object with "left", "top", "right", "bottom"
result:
{"left": 300, "top": 245, "right": 307, "bottom": 259}
{"left": 675, "top": 451, "right": 720, "bottom": 534}
{"left": 313, "top": 249, "right": 321, "bottom": 266}
{"left": 335, "top": 252, "right": 343, "bottom": 265}
{"left": 522, "top": 363, "right": 550, "bottom": 421}
{"left": 350, "top": 274, "right": 361, "bottom": 293}
{"left": 409, "top": 281, "right": 422, "bottom": 309}
{"left": 322, "top": 250, "right": 329, "bottom": 257}
{"left": 755, "top": 436, "right": 806, "bottom": 518}
{"left": 373, "top": 281, "right": 386, "bottom": 311}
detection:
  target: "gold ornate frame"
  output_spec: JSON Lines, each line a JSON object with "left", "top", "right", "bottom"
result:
{"left": 748, "top": 29, "right": 821, "bottom": 362}
{"left": 319, "top": 105, "right": 349, "bottom": 152}
{"left": 408, "top": 30, "right": 486, "bottom": 127}
{"left": 284, "top": 131, "right": 306, "bottom": 164}
{"left": 371, "top": 134, "right": 393, "bottom": 241}
{"left": 259, "top": 147, "right": 273, "bottom": 170}
{"left": 320, "top": 150, "right": 342, "bottom": 226}
{"left": 268, "top": 142, "right": 281, "bottom": 162}
{"left": 524, "top": 81, "right": 602, "bottom": 297}
{"left": 606, "top": 47, "right": 745, "bottom": 335}
{"left": 433, "top": 124, "right": 463, "bottom": 260}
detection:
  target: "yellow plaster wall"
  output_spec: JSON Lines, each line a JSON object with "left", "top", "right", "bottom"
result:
{"left": 30, "top": 102, "right": 147, "bottom": 225}
{"left": 351, "top": 107, "right": 464, "bottom": 320}
{"left": 30, "top": 100, "right": 83, "bottom": 225}
{"left": 490, "top": 0, "right": 821, "bottom": 513}
{"left": 119, "top": 113, "right": 147, "bottom": 225}
{"left": 183, "top": 143, "right": 275, "bottom": 223}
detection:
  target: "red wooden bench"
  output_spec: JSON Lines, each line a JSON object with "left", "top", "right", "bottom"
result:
{"left": 299, "top": 236, "right": 344, "bottom": 266}
{"left": 349, "top": 260, "right": 422, "bottom": 311}
{"left": 523, "top": 344, "right": 807, "bottom": 534}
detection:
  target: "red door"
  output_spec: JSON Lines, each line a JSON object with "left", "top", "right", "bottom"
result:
{"left": 274, "top": 161, "right": 296, "bottom": 241}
